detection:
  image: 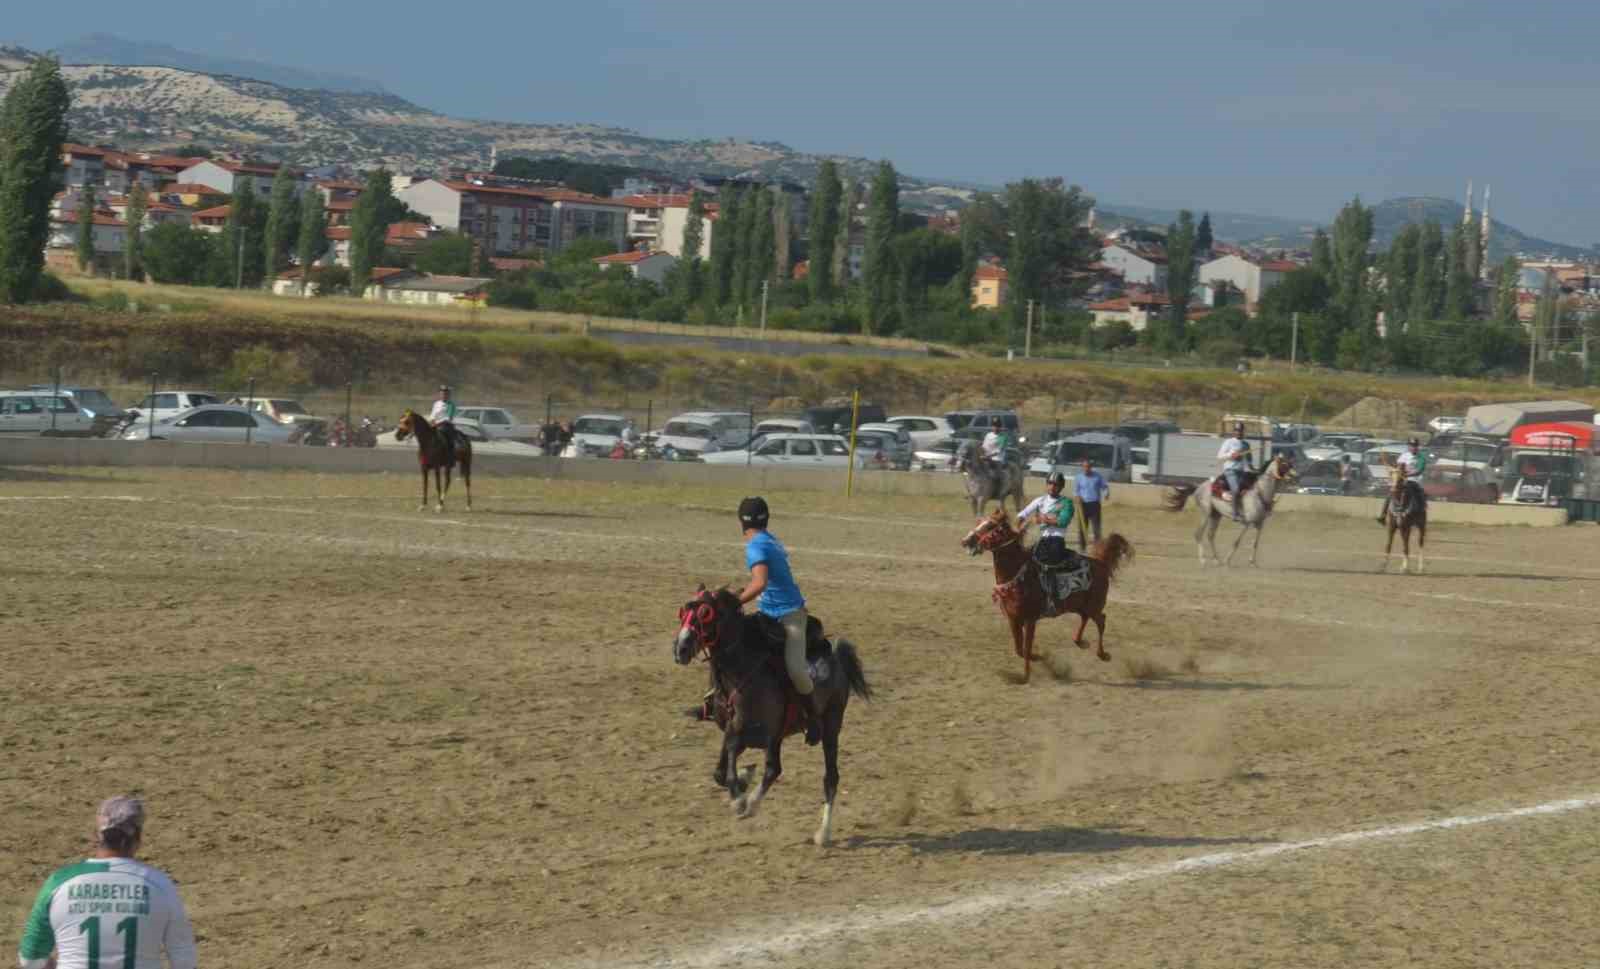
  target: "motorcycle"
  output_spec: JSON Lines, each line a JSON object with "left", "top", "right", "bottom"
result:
{"left": 106, "top": 410, "right": 141, "bottom": 439}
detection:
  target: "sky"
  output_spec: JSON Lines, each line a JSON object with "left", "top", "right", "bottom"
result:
{"left": 9, "top": 0, "right": 1599, "bottom": 245}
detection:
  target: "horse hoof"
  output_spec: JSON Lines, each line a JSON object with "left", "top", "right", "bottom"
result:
{"left": 417, "top": 504, "right": 427, "bottom": 513}
{"left": 813, "top": 829, "right": 831, "bottom": 848}
{"left": 1097, "top": 650, "right": 1111, "bottom": 662}
{"left": 1074, "top": 639, "right": 1089, "bottom": 651}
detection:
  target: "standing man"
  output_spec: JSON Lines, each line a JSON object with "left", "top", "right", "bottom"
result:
{"left": 18, "top": 796, "right": 197, "bottom": 969}
{"left": 1216, "top": 422, "right": 1251, "bottom": 523}
{"left": 737, "top": 497, "right": 822, "bottom": 745}
{"left": 1075, "top": 456, "right": 1111, "bottom": 545}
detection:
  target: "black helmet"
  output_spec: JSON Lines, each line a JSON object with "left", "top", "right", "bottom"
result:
{"left": 1408, "top": 437, "right": 1420, "bottom": 447}
{"left": 991, "top": 417, "right": 1003, "bottom": 428}
{"left": 1233, "top": 422, "right": 1245, "bottom": 436}
{"left": 439, "top": 384, "right": 451, "bottom": 393}
{"left": 737, "top": 496, "right": 769, "bottom": 529}
{"left": 1046, "top": 471, "right": 1067, "bottom": 488}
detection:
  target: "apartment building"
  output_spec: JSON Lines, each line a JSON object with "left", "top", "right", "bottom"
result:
{"left": 398, "top": 178, "right": 627, "bottom": 256}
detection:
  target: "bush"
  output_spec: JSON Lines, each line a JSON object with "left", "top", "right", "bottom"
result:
{"left": 218, "top": 344, "right": 312, "bottom": 393}
{"left": 308, "top": 266, "right": 351, "bottom": 297}
{"left": 32, "top": 273, "right": 76, "bottom": 303}
{"left": 1197, "top": 337, "right": 1245, "bottom": 368}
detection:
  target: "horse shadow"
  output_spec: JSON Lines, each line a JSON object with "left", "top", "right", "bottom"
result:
{"left": 847, "top": 825, "right": 1267, "bottom": 858}
{"left": 1098, "top": 678, "right": 1330, "bottom": 693}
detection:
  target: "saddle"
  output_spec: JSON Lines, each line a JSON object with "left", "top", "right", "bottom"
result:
{"left": 1392, "top": 480, "right": 1426, "bottom": 517}
{"left": 748, "top": 612, "right": 831, "bottom": 664}
{"left": 1210, "top": 470, "right": 1259, "bottom": 502}
{"left": 1030, "top": 544, "right": 1093, "bottom": 617}
{"left": 710, "top": 613, "right": 832, "bottom": 741}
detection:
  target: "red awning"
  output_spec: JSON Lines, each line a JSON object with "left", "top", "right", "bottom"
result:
{"left": 1509, "top": 421, "right": 1594, "bottom": 451}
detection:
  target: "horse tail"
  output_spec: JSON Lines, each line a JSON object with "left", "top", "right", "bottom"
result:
{"left": 833, "top": 638, "right": 873, "bottom": 701}
{"left": 1090, "top": 533, "right": 1135, "bottom": 580}
{"left": 1163, "top": 485, "right": 1197, "bottom": 512}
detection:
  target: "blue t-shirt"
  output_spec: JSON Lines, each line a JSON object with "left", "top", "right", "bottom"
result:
{"left": 745, "top": 530, "right": 805, "bottom": 618}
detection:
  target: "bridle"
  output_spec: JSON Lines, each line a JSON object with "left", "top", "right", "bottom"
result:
{"left": 965, "top": 515, "right": 1021, "bottom": 553}
{"left": 395, "top": 411, "right": 415, "bottom": 442}
{"left": 677, "top": 593, "right": 723, "bottom": 661}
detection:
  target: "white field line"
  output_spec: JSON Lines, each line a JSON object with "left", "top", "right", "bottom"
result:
{"left": 574, "top": 792, "right": 1600, "bottom": 969}
{"left": 1410, "top": 591, "right": 1600, "bottom": 612}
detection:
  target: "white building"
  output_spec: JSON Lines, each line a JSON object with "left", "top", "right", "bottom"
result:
{"left": 620, "top": 194, "right": 715, "bottom": 260}
{"left": 594, "top": 250, "right": 677, "bottom": 285}
{"left": 397, "top": 178, "right": 627, "bottom": 257}
{"left": 1197, "top": 253, "right": 1298, "bottom": 308}
{"left": 1100, "top": 243, "right": 1168, "bottom": 288}
{"left": 174, "top": 159, "right": 299, "bottom": 198}
{"left": 366, "top": 274, "right": 491, "bottom": 306}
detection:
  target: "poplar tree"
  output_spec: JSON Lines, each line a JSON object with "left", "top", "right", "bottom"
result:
{"left": 1383, "top": 223, "right": 1421, "bottom": 328}
{"left": 124, "top": 183, "right": 147, "bottom": 281}
{"left": 678, "top": 189, "right": 705, "bottom": 301}
{"left": 732, "top": 185, "right": 760, "bottom": 314}
{"left": 1162, "top": 210, "right": 1197, "bottom": 350}
{"left": 753, "top": 187, "right": 776, "bottom": 291}
{"left": 1408, "top": 221, "right": 1444, "bottom": 323}
{"left": 707, "top": 185, "right": 741, "bottom": 309}
{"left": 863, "top": 160, "right": 900, "bottom": 333}
{"left": 218, "top": 180, "right": 264, "bottom": 288}
{"left": 1443, "top": 220, "right": 1473, "bottom": 320}
{"left": 830, "top": 180, "right": 854, "bottom": 292}
{"left": 295, "top": 187, "right": 327, "bottom": 295}
{"left": 262, "top": 166, "right": 300, "bottom": 283}
{"left": 348, "top": 167, "right": 397, "bottom": 294}
{"left": 0, "top": 55, "right": 71, "bottom": 303}
{"left": 807, "top": 161, "right": 842, "bottom": 302}
{"left": 1195, "top": 212, "right": 1214, "bottom": 254}
{"left": 75, "top": 183, "right": 96, "bottom": 272}
{"left": 1494, "top": 255, "right": 1521, "bottom": 326}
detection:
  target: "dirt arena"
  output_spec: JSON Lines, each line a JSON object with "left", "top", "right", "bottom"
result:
{"left": 2, "top": 465, "right": 1597, "bottom": 968}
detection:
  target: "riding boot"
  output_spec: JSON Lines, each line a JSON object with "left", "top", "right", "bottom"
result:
{"left": 685, "top": 688, "right": 716, "bottom": 721}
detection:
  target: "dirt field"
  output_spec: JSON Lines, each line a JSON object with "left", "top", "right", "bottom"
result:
{"left": 2, "top": 465, "right": 1597, "bottom": 968}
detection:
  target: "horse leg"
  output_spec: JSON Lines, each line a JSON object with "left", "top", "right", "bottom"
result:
{"left": 1224, "top": 522, "right": 1250, "bottom": 567}
{"left": 435, "top": 466, "right": 446, "bottom": 513}
{"left": 1024, "top": 619, "right": 1042, "bottom": 662}
{"left": 1248, "top": 523, "right": 1265, "bottom": 567}
{"left": 722, "top": 732, "right": 746, "bottom": 805}
{"left": 1193, "top": 515, "right": 1209, "bottom": 566}
{"left": 1400, "top": 525, "right": 1411, "bottom": 574}
{"left": 1380, "top": 523, "right": 1396, "bottom": 571}
{"left": 1007, "top": 615, "right": 1029, "bottom": 683}
{"left": 712, "top": 743, "right": 730, "bottom": 788}
{"left": 736, "top": 735, "right": 783, "bottom": 819}
{"left": 814, "top": 707, "right": 842, "bottom": 847}
{"left": 1092, "top": 612, "right": 1109, "bottom": 662}
{"left": 418, "top": 466, "right": 429, "bottom": 513}
{"left": 1072, "top": 612, "right": 1089, "bottom": 649}
{"left": 1416, "top": 521, "right": 1426, "bottom": 573}
{"left": 462, "top": 455, "right": 472, "bottom": 511}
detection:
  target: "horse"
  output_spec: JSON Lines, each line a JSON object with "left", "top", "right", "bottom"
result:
{"left": 955, "top": 440, "right": 1026, "bottom": 517}
{"left": 394, "top": 409, "right": 472, "bottom": 513}
{"left": 673, "top": 586, "right": 872, "bottom": 847}
{"left": 1163, "top": 453, "right": 1296, "bottom": 567}
{"left": 1381, "top": 468, "right": 1428, "bottom": 573}
{"left": 960, "top": 512, "right": 1135, "bottom": 683}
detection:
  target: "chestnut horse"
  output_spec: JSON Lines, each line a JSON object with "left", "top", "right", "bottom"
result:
{"left": 960, "top": 511, "right": 1134, "bottom": 683}
{"left": 1381, "top": 468, "right": 1427, "bottom": 573}
{"left": 394, "top": 410, "right": 472, "bottom": 513}
{"left": 673, "top": 586, "right": 872, "bottom": 847}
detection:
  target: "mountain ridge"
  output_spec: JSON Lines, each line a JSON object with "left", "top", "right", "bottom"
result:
{"left": 52, "top": 33, "right": 388, "bottom": 95}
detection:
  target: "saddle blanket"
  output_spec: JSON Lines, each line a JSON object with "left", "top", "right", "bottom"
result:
{"left": 1040, "top": 557, "right": 1093, "bottom": 615}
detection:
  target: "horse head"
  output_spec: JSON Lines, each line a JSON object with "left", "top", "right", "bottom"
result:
{"left": 960, "top": 509, "right": 1016, "bottom": 557}
{"left": 395, "top": 409, "right": 417, "bottom": 442}
{"left": 673, "top": 584, "right": 741, "bottom": 665}
{"left": 1271, "top": 453, "right": 1297, "bottom": 482}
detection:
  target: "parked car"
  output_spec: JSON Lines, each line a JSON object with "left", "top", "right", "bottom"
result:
{"left": 654, "top": 416, "right": 726, "bottom": 455}
{"left": 913, "top": 438, "right": 962, "bottom": 472}
{"left": 455, "top": 406, "right": 541, "bottom": 441}
{"left": 1111, "top": 419, "right": 1181, "bottom": 446}
{"left": 849, "top": 427, "right": 910, "bottom": 471}
{"left": 945, "top": 409, "right": 1022, "bottom": 441}
{"left": 1361, "top": 443, "right": 1409, "bottom": 492}
{"left": 126, "top": 390, "right": 222, "bottom": 425}
{"left": 855, "top": 422, "right": 913, "bottom": 469}
{"left": 1426, "top": 436, "right": 1503, "bottom": 473}
{"left": 1428, "top": 415, "right": 1467, "bottom": 434}
{"left": 0, "top": 391, "right": 99, "bottom": 437}
{"left": 226, "top": 396, "right": 319, "bottom": 425}
{"left": 752, "top": 417, "right": 815, "bottom": 439}
{"left": 374, "top": 419, "right": 544, "bottom": 458}
{"left": 1304, "top": 433, "right": 1372, "bottom": 463}
{"left": 27, "top": 385, "right": 126, "bottom": 425}
{"left": 1295, "top": 459, "right": 1369, "bottom": 496}
{"left": 803, "top": 402, "right": 887, "bottom": 435}
{"left": 699, "top": 433, "right": 859, "bottom": 468}
{"left": 885, "top": 415, "right": 955, "bottom": 449}
{"left": 566, "top": 413, "right": 636, "bottom": 457}
{"left": 121, "top": 405, "right": 300, "bottom": 444}
{"left": 1421, "top": 466, "right": 1500, "bottom": 504}
{"left": 1027, "top": 433, "right": 1136, "bottom": 482}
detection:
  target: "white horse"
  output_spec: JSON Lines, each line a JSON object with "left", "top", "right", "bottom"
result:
{"left": 956, "top": 440, "right": 1027, "bottom": 517}
{"left": 1164, "top": 454, "right": 1297, "bottom": 567}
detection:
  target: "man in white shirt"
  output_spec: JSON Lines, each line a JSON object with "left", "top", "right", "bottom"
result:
{"left": 17, "top": 796, "right": 197, "bottom": 969}
{"left": 1378, "top": 438, "right": 1428, "bottom": 523}
{"left": 1216, "top": 422, "right": 1251, "bottom": 522}
{"left": 980, "top": 418, "right": 1007, "bottom": 465}
{"left": 1017, "top": 471, "right": 1075, "bottom": 567}
{"left": 427, "top": 384, "right": 463, "bottom": 449}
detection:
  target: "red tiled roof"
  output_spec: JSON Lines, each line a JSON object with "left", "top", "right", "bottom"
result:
{"left": 974, "top": 264, "right": 1008, "bottom": 281}
{"left": 620, "top": 193, "right": 693, "bottom": 208}
{"left": 489, "top": 257, "right": 540, "bottom": 272}
{"left": 595, "top": 250, "right": 668, "bottom": 264}
{"left": 386, "top": 222, "right": 434, "bottom": 244}
{"left": 52, "top": 214, "right": 125, "bottom": 227}
{"left": 193, "top": 204, "right": 231, "bottom": 220}
{"left": 326, "top": 227, "right": 351, "bottom": 241}
{"left": 213, "top": 160, "right": 287, "bottom": 175}
{"left": 1259, "top": 260, "right": 1299, "bottom": 272}
{"left": 166, "top": 182, "right": 228, "bottom": 195}
{"left": 1130, "top": 292, "right": 1173, "bottom": 305}
{"left": 62, "top": 143, "right": 110, "bottom": 157}
{"left": 439, "top": 180, "right": 629, "bottom": 207}
{"left": 1088, "top": 298, "right": 1130, "bottom": 311}
{"left": 316, "top": 179, "right": 365, "bottom": 191}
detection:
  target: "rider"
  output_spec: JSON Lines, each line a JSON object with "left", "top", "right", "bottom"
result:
{"left": 1216, "top": 422, "right": 1251, "bottom": 523}
{"left": 428, "top": 384, "right": 462, "bottom": 448}
{"left": 1377, "top": 438, "right": 1428, "bottom": 523}
{"left": 736, "top": 497, "right": 823, "bottom": 745}
{"left": 981, "top": 417, "right": 1011, "bottom": 475}
{"left": 1016, "top": 471, "right": 1075, "bottom": 571}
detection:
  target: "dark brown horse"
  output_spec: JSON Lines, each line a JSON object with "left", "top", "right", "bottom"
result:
{"left": 1381, "top": 468, "right": 1427, "bottom": 573}
{"left": 673, "top": 586, "right": 872, "bottom": 847}
{"left": 394, "top": 409, "right": 472, "bottom": 513}
{"left": 961, "top": 511, "right": 1134, "bottom": 683}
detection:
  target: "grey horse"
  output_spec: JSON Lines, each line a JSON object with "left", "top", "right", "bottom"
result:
{"left": 956, "top": 440, "right": 1026, "bottom": 517}
{"left": 1163, "top": 454, "right": 1297, "bottom": 567}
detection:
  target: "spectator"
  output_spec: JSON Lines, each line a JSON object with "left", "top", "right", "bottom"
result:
{"left": 539, "top": 420, "right": 564, "bottom": 456}
{"left": 17, "top": 795, "right": 197, "bottom": 969}
{"left": 1074, "top": 457, "right": 1111, "bottom": 545}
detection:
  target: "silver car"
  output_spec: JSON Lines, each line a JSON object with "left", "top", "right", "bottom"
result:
{"left": 122, "top": 405, "right": 300, "bottom": 444}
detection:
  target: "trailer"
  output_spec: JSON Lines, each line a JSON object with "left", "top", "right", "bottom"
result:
{"left": 1499, "top": 422, "right": 1598, "bottom": 504}
{"left": 1144, "top": 431, "right": 1225, "bottom": 485}
{"left": 1463, "top": 400, "right": 1595, "bottom": 438}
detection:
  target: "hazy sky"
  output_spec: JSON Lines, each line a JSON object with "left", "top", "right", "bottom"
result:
{"left": 10, "top": 0, "right": 1597, "bottom": 244}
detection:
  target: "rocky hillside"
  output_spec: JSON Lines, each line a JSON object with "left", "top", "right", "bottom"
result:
{"left": 0, "top": 45, "right": 960, "bottom": 203}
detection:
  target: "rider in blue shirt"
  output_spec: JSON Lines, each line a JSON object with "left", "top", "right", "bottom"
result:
{"left": 737, "top": 496, "right": 821, "bottom": 744}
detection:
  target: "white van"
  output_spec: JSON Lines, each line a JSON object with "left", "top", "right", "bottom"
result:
{"left": 0, "top": 391, "right": 98, "bottom": 436}
{"left": 657, "top": 411, "right": 752, "bottom": 452}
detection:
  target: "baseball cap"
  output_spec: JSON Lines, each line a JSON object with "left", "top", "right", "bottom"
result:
{"left": 97, "top": 796, "right": 145, "bottom": 837}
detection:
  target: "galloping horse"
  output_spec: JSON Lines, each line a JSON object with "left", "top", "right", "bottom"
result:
{"left": 955, "top": 440, "right": 1026, "bottom": 517}
{"left": 394, "top": 409, "right": 472, "bottom": 513}
{"left": 1381, "top": 468, "right": 1428, "bottom": 573}
{"left": 1164, "top": 453, "right": 1296, "bottom": 567}
{"left": 674, "top": 586, "right": 872, "bottom": 846}
{"left": 961, "top": 512, "right": 1135, "bottom": 683}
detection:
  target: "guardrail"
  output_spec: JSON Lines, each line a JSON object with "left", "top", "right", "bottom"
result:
{"left": 0, "top": 437, "right": 1569, "bottom": 526}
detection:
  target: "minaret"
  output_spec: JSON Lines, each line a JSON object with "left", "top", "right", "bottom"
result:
{"left": 1463, "top": 180, "right": 1474, "bottom": 225}
{"left": 489, "top": 143, "right": 498, "bottom": 172}
{"left": 1480, "top": 184, "right": 1492, "bottom": 261}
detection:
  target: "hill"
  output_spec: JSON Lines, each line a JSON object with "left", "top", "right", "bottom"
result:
{"left": 1365, "top": 196, "right": 1590, "bottom": 261}
{"left": 52, "top": 33, "right": 388, "bottom": 95}
{"left": 1097, "top": 203, "right": 1318, "bottom": 246}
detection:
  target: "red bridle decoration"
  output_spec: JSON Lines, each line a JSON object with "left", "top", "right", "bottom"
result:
{"left": 972, "top": 519, "right": 1019, "bottom": 551}
{"left": 677, "top": 598, "right": 721, "bottom": 659}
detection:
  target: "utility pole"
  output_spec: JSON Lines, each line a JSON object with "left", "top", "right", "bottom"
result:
{"left": 1290, "top": 312, "right": 1299, "bottom": 371}
{"left": 759, "top": 279, "right": 769, "bottom": 337}
{"left": 1025, "top": 299, "right": 1034, "bottom": 358}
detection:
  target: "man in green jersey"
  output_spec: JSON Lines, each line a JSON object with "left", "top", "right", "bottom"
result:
{"left": 17, "top": 796, "right": 197, "bottom": 969}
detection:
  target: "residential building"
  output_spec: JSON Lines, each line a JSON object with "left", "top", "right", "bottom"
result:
{"left": 322, "top": 222, "right": 446, "bottom": 267}
{"left": 60, "top": 144, "right": 109, "bottom": 188}
{"left": 193, "top": 205, "right": 232, "bottom": 233}
{"left": 366, "top": 274, "right": 492, "bottom": 307}
{"left": 1100, "top": 243, "right": 1168, "bottom": 288}
{"left": 1197, "top": 253, "right": 1298, "bottom": 309}
{"left": 175, "top": 159, "right": 299, "bottom": 197}
{"left": 620, "top": 194, "right": 716, "bottom": 259}
{"left": 397, "top": 178, "right": 627, "bottom": 257}
{"left": 971, "top": 264, "right": 1008, "bottom": 309}
{"left": 164, "top": 183, "right": 230, "bottom": 208}
{"left": 103, "top": 152, "right": 195, "bottom": 194}
{"left": 48, "top": 214, "right": 127, "bottom": 254}
{"left": 594, "top": 250, "right": 677, "bottom": 285}
{"left": 105, "top": 196, "right": 191, "bottom": 228}
{"left": 272, "top": 266, "right": 415, "bottom": 298}
{"left": 1087, "top": 292, "right": 1173, "bottom": 331}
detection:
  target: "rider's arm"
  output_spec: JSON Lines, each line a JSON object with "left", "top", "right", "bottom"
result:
{"left": 739, "top": 563, "right": 769, "bottom": 606}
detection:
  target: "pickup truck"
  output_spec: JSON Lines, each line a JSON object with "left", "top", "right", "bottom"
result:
{"left": 455, "top": 406, "right": 541, "bottom": 441}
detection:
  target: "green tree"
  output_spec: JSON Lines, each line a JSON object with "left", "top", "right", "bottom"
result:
{"left": 807, "top": 161, "right": 842, "bottom": 302}
{"left": 830, "top": 180, "right": 855, "bottom": 294}
{"left": 262, "top": 166, "right": 300, "bottom": 283}
{"left": 1493, "top": 255, "right": 1521, "bottom": 326}
{"left": 123, "top": 183, "right": 147, "bottom": 281}
{"left": 1006, "top": 177, "right": 1098, "bottom": 343}
{"left": 1159, "top": 210, "right": 1198, "bottom": 351}
{"left": 731, "top": 186, "right": 760, "bottom": 315}
{"left": 1328, "top": 197, "right": 1373, "bottom": 330}
{"left": 707, "top": 186, "right": 742, "bottom": 310}
{"left": 295, "top": 188, "right": 328, "bottom": 294}
{"left": 1443, "top": 220, "right": 1473, "bottom": 320}
{"left": 1383, "top": 223, "right": 1420, "bottom": 330}
{"left": 752, "top": 187, "right": 776, "bottom": 294}
{"left": 0, "top": 56, "right": 71, "bottom": 303}
{"left": 75, "top": 183, "right": 96, "bottom": 272}
{"left": 348, "top": 167, "right": 397, "bottom": 294}
{"left": 862, "top": 160, "right": 900, "bottom": 333}
{"left": 216, "top": 180, "right": 265, "bottom": 288}
{"left": 679, "top": 189, "right": 706, "bottom": 302}
{"left": 1195, "top": 212, "right": 1214, "bottom": 254}
{"left": 141, "top": 223, "right": 216, "bottom": 285}
{"left": 413, "top": 232, "right": 475, "bottom": 275}
{"left": 1310, "top": 229, "right": 1333, "bottom": 279}
{"left": 1408, "top": 221, "right": 1444, "bottom": 323}
{"left": 893, "top": 227, "right": 962, "bottom": 327}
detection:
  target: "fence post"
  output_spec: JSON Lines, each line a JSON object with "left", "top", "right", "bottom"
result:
{"left": 845, "top": 389, "right": 861, "bottom": 498}
{"left": 245, "top": 377, "right": 256, "bottom": 445}
{"left": 147, "top": 372, "right": 158, "bottom": 439}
